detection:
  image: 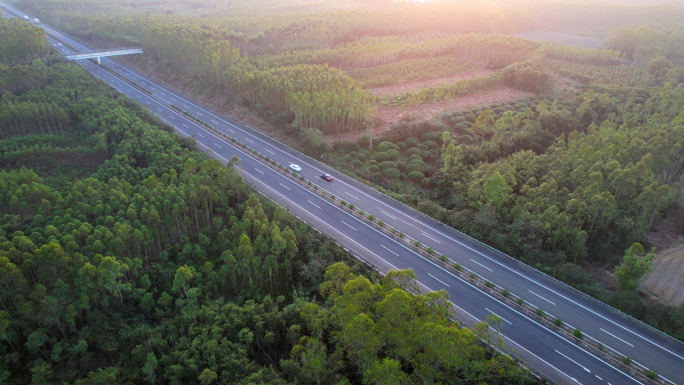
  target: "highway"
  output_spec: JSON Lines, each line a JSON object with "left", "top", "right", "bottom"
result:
{"left": 3, "top": 3, "right": 683, "bottom": 384}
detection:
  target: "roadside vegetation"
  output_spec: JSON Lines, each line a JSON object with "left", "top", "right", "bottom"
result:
{"left": 0, "top": 20, "right": 534, "bottom": 384}
{"left": 9, "top": 0, "right": 684, "bottom": 348}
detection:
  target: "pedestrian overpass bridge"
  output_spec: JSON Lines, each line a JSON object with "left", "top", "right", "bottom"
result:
{"left": 64, "top": 48, "right": 143, "bottom": 64}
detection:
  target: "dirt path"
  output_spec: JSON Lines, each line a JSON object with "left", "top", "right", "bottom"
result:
{"left": 367, "top": 68, "right": 494, "bottom": 97}
{"left": 641, "top": 243, "right": 684, "bottom": 305}
{"left": 328, "top": 86, "right": 534, "bottom": 145}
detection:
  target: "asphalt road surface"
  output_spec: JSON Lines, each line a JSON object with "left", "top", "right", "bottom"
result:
{"left": 2, "top": 3, "right": 683, "bottom": 384}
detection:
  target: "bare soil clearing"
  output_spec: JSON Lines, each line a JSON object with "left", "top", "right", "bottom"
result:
{"left": 582, "top": 260, "right": 618, "bottom": 291}
{"left": 328, "top": 86, "right": 533, "bottom": 144}
{"left": 367, "top": 68, "right": 494, "bottom": 97}
{"left": 639, "top": 203, "right": 684, "bottom": 305}
{"left": 644, "top": 207, "right": 684, "bottom": 251}
{"left": 641, "top": 243, "right": 684, "bottom": 306}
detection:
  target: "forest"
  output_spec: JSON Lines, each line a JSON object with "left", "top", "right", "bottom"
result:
{"left": 2, "top": 0, "right": 684, "bottom": 374}
{"left": 0, "top": 20, "right": 535, "bottom": 384}
{"left": 6, "top": 0, "right": 684, "bottom": 346}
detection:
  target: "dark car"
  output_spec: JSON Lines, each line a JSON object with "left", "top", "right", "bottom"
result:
{"left": 320, "top": 173, "right": 334, "bottom": 182}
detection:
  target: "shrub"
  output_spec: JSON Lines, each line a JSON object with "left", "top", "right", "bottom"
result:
{"left": 356, "top": 153, "right": 367, "bottom": 162}
{"left": 421, "top": 131, "right": 441, "bottom": 141}
{"left": 357, "top": 134, "right": 370, "bottom": 149}
{"left": 308, "top": 181, "right": 312, "bottom": 186}
{"left": 330, "top": 195, "right": 335, "bottom": 200}
{"left": 536, "top": 308, "right": 545, "bottom": 318}
{"left": 598, "top": 343, "right": 603, "bottom": 351}
{"left": 457, "top": 135, "right": 472, "bottom": 144}
{"left": 407, "top": 147, "right": 422, "bottom": 156}
{"left": 439, "top": 254, "right": 448, "bottom": 263}
{"left": 299, "top": 176, "right": 305, "bottom": 181}
{"left": 390, "top": 228, "right": 396, "bottom": 234}
{"left": 453, "top": 122, "right": 469, "bottom": 134}
{"left": 369, "top": 165, "right": 380, "bottom": 172}
{"left": 408, "top": 171, "right": 424, "bottom": 181}
{"left": 573, "top": 329, "right": 583, "bottom": 340}
{"left": 368, "top": 214, "right": 375, "bottom": 221}
{"left": 373, "top": 151, "right": 388, "bottom": 162}
{"left": 378, "top": 220, "right": 385, "bottom": 227}
{"left": 501, "top": 289, "right": 510, "bottom": 297}
{"left": 554, "top": 318, "right": 563, "bottom": 327}
{"left": 469, "top": 272, "right": 476, "bottom": 279}
{"left": 427, "top": 247, "right": 434, "bottom": 254}
{"left": 516, "top": 298, "right": 524, "bottom": 306}
{"left": 352, "top": 160, "right": 362, "bottom": 167}
{"left": 341, "top": 201, "right": 346, "bottom": 206}
{"left": 314, "top": 186, "right": 318, "bottom": 190}
{"left": 385, "top": 149, "right": 400, "bottom": 160}
{"left": 452, "top": 263, "right": 463, "bottom": 271}
{"left": 377, "top": 141, "right": 399, "bottom": 152}
{"left": 379, "top": 161, "right": 398, "bottom": 170}
{"left": 405, "top": 137, "right": 419, "bottom": 147}
{"left": 383, "top": 168, "right": 401, "bottom": 179}
{"left": 644, "top": 369, "right": 658, "bottom": 380}
{"left": 485, "top": 281, "right": 495, "bottom": 288}
{"left": 399, "top": 231, "right": 404, "bottom": 238}
{"left": 348, "top": 204, "right": 355, "bottom": 210}
{"left": 413, "top": 240, "right": 421, "bottom": 247}
{"left": 358, "top": 210, "right": 364, "bottom": 216}
{"left": 621, "top": 356, "right": 631, "bottom": 365}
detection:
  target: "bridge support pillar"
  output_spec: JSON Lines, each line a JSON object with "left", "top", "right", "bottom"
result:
{"left": 97, "top": 56, "right": 101, "bottom": 65}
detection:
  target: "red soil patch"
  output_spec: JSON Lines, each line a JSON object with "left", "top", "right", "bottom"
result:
{"left": 328, "top": 86, "right": 534, "bottom": 145}
{"left": 115, "top": 56, "right": 533, "bottom": 149}
{"left": 367, "top": 68, "right": 494, "bottom": 97}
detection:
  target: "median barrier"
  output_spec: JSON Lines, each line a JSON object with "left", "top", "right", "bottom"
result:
{"left": 94, "top": 76, "right": 672, "bottom": 385}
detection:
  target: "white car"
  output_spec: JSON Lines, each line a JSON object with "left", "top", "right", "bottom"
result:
{"left": 23, "top": 15, "right": 29, "bottom": 20}
{"left": 58, "top": 43, "right": 62, "bottom": 46}
{"left": 289, "top": 164, "right": 302, "bottom": 172}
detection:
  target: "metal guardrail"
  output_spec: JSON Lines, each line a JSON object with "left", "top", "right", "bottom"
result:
{"left": 220, "top": 120, "right": 684, "bottom": 347}
{"left": 238, "top": 171, "right": 558, "bottom": 384}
